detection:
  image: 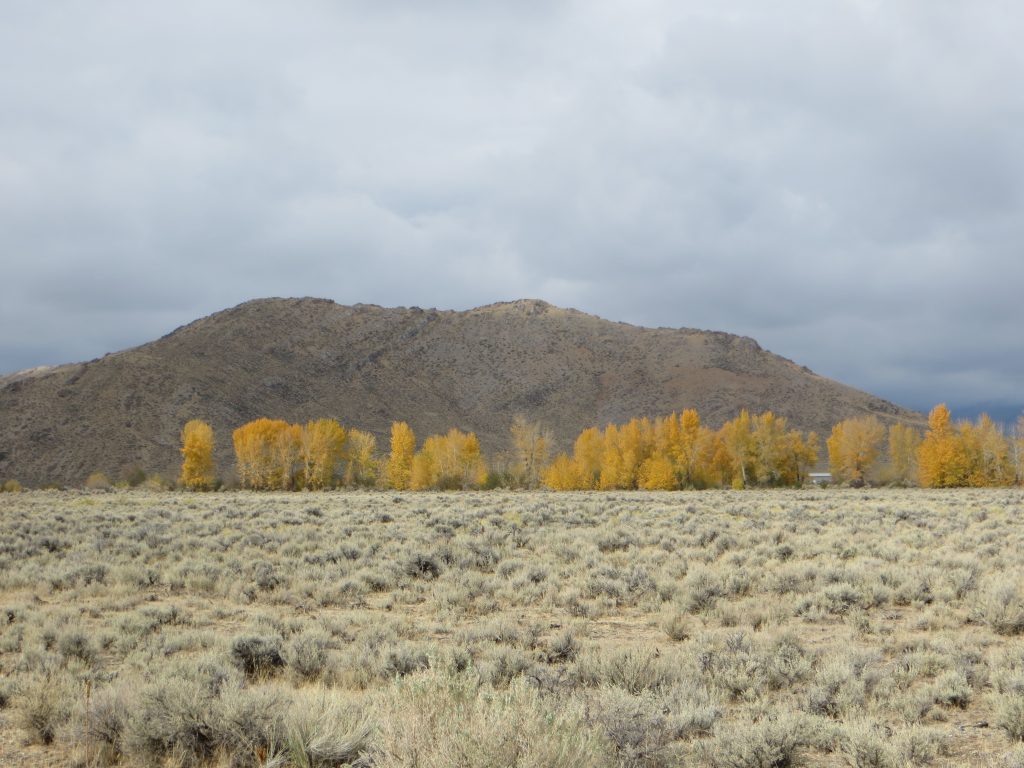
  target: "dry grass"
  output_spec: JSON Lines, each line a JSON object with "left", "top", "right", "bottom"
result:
{"left": 1, "top": 488, "right": 1023, "bottom": 766}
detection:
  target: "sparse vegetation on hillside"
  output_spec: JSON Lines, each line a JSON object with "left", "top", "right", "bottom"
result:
{"left": 0, "top": 298, "right": 924, "bottom": 488}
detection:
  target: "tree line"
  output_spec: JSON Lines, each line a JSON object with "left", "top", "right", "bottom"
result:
{"left": 175, "top": 405, "right": 1024, "bottom": 492}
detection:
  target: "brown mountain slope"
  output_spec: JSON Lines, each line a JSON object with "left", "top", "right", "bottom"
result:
{"left": 0, "top": 298, "right": 920, "bottom": 486}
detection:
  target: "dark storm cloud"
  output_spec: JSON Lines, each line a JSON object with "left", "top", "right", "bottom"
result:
{"left": 1, "top": 1, "right": 1022, "bottom": 417}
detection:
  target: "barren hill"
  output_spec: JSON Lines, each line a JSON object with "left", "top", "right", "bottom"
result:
{"left": 0, "top": 298, "right": 919, "bottom": 486}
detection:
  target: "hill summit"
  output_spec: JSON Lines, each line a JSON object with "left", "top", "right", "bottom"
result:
{"left": 0, "top": 298, "right": 918, "bottom": 486}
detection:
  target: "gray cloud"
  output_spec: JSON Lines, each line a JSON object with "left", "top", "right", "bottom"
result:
{"left": 1, "top": 1, "right": 1022, "bottom": 419}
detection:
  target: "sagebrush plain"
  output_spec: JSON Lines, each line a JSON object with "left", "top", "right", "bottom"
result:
{"left": 2, "top": 489, "right": 1024, "bottom": 767}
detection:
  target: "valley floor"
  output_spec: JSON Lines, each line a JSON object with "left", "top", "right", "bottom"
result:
{"left": 1, "top": 489, "right": 1024, "bottom": 766}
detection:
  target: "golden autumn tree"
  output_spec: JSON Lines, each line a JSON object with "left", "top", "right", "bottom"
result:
{"left": 887, "top": 423, "right": 921, "bottom": 485}
{"left": 719, "top": 410, "right": 755, "bottom": 488}
{"left": 1013, "top": 415, "right": 1024, "bottom": 485}
{"left": 961, "top": 414, "right": 1013, "bottom": 487}
{"left": 542, "top": 453, "right": 587, "bottom": 490}
{"left": 386, "top": 421, "right": 416, "bottom": 490}
{"left": 179, "top": 419, "right": 215, "bottom": 490}
{"left": 623, "top": 418, "right": 650, "bottom": 484}
{"left": 410, "top": 428, "right": 487, "bottom": 490}
{"left": 541, "top": 426, "right": 603, "bottom": 491}
{"left": 410, "top": 447, "right": 436, "bottom": 491}
{"left": 233, "top": 418, "right": 297, "bottom": 490}
{"left": 750, "top": 411, "right": 790, "bottom": 485}
{"left": 655, "top": 412, "right": 681, "bottom": 467}
{"left": 677, "top": 409, "right": 703, "bottom": 486}
{"left": 273, "top": 423, "right": 302, "bottom": 489}
{"left": 917, "top": 405, "right": 967, "bottom": 488}
{"left": 598, "top": 424, "right": 626, "bottom": 490}
{"left": 343, "top": 429, "right": 378, "bottom": 487}
{"left": 299, "top": 419, "right": 346, "bottom": 489}
{"left": 827, "top": 416, "right": 886, "bottom": 483}
{"left": 638, "top": 454, "right": 676, "bottom": 490}
{"left": 695, "top": 428, "right": 729, "bottom": 488}
{"left": 510, "top": 415, "right": 551, "bottom": 489}
{"left": 573, "top": 427, "right": 603, "bottom": 488}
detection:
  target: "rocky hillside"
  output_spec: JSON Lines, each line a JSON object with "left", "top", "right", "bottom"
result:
{"left": 0, "top": 298, "right": 920, "bottom": 486}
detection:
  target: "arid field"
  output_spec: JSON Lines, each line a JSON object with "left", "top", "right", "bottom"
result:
{"left": 1, "top": 489, "right": 1024, "bottom": 767}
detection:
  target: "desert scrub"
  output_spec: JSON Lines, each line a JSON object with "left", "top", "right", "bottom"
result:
{"left": 698, "top": 711, "right": 833, "bottom": 767}
{"left": 589, "top": 685, "right": 720, "bottom": 767}
{"left": 998, "top": 695, "right": 1024, "bottom": 741}
{"left": 841, "top": 721, "right": 947, "bottom": 767}
{"left": 371, "top": 668, "right": 612, "bottom": 768}
{"left": 2, "top": 489, "right": 1024, "bottom": 765}
{"left": 122, "top": 675, "right": 220, "bottom": 765}
{"left": 230, "top": 635, "right": 286, "bottom": 679}
{"left": 79, "top": 682, "right": 134, "bottom": 764}
{"left": 286, "top": 629, "right": 332, "bottom": 682}
{"left": 13, "top": 670, "right": 77, "bottom": 744}
{"left": 575, "top": 646, "right": 680, "bottom": 694}
{"left": 285, "top": 688, "right": 374, "bottom": 768}
{"left": 973, "top": 576, "right": 1024, "bottom": 635}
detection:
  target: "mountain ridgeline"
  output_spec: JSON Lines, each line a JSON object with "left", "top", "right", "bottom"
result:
{"left": 0, "top": 298, "right": 919, "bottom": 487}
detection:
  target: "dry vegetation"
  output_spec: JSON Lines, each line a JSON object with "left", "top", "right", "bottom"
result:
{"left": 2, "top": 489, "right": 1024, "bottom": 767}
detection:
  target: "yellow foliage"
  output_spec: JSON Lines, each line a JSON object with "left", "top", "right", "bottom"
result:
{"left": 233, "top": 418, "right": 298, "bottom": 490}
{"left": 573, "top": 428, "right": 603, "bottom": 488}
{"left": 410, "top": 450, "right": 435, "bottom": 491}
{"left": 719, "top": 410, "right": 754, "bottom": 487}
{"left": 299, "top": 419, "right": 345, "bottom": 489}
{"left": 410, "top": 428, "right": 487, "bottom": 490}
{"left": 510, "top": 415, "right": 551, "bottom": 489}
{"left": 387, "top": 422, "right": 416, "bottom": 490}
{"left": 638, "top": 454, "right": 676, "bottom": 490}
{"left": 827, "top": 416, "right": 885, "bottom": 483}
{"left": 344, "top": 429, "right": 378, "bottom": 487}
{"left": 918, "top": 405, "right": 967, "bottom": 488}
{"left": 887, "top": 423, "right": 921, "bottom": 485}
{"left": 179, "top": 419, "right": 215, "bottom": 490}
{"left": 961, "top": 415, "right": 1014, "bottom": 487}
{"left": 542, "top": 454, "right": 588, "bottom": 490}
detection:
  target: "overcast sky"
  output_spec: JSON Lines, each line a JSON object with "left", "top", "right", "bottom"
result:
{"left": 1, "top": 1, "right": 1021, "bottom": 419}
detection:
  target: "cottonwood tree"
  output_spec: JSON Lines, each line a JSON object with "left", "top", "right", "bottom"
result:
{"left": 720, "top": 410, "right": 755, "bottom": 488}
{"left": 509, "top": 415, "right": 551, "bottom": 489}
{"left": 179, "top": 419, "right": 215, "bottom": 490}
{"left": 1013, "top": 415, "right": 1024, "bottom": 485}
{"left": 387, "top": 421, "right": 416, "bottom": 490}
{"left": 917, "top": 405, "right": 965, "bottom": 488}
{"left": 299, "top": 419, "right": 346, "bottom": 489}
{"left": 233, "top": 418, "right": 299, "bottom": 490}
{"left": 343, "top": 429, "right": 378, "bottom": 487}
{"left": 827, "top": 416, "right": 886, "bottom": 483}
{"left": 961, "top": 414, "right": 1014, "bottom": 487}
{"left": 887, "top": 423, "right": 921, "bottom": 485}
{"left": 411, "top": 428, "right": 488, "bottom": 490}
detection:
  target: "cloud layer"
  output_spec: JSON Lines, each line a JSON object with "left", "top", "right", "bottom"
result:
{"left": 2, "top": 1, "right": 1022, "bottom": 417}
